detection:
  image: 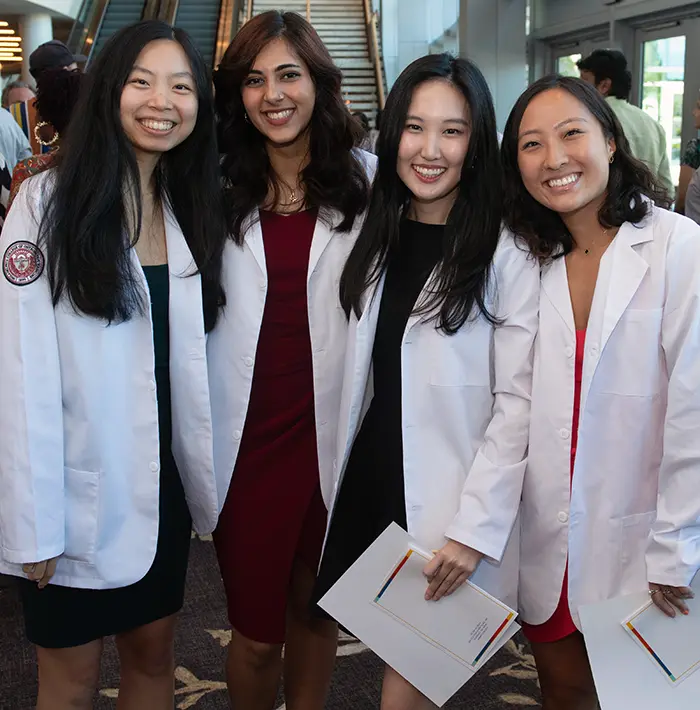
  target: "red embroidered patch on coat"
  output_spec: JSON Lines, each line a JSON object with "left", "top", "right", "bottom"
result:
{"left": 2, "top": 241, "right": 45, "bottom": 286}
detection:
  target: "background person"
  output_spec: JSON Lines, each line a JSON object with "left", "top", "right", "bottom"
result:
{"left": 1, "top": 81, "right": 35, "bottom": 110}
{"left": 676, "top": 92, "right": 700, "bottom": 214}
{"left": 577, "top": 49, "right": 674, "bottom": 199}
{"left": 8, "top": 67, "right": 84, "bottom": 210}
{"left": 0, "top": 105, "right": 31, "bottom": 170}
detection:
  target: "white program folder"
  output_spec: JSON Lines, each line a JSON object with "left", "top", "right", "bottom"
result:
{"left": 318, "top": 522, "right": 519, "bottom": 706}
{"left": 579, "top": 575, "right": 700, "bottom": 710}
{"left": 621, "top": 576, "right": 700, "bottom": 686}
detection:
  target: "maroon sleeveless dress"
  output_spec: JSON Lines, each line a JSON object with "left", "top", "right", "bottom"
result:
{"left": 212, "top": 208, "right": 328, "bottom": 644}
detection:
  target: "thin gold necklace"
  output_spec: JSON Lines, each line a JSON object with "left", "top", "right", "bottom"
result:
{"left": 279, "top": 187, "right": 304, "bottom": 207}
{"left": 582, "top": 228, "right": 609, "bottom": 255}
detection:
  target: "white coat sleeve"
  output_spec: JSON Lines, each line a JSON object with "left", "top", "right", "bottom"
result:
{"left": 444, "top": 233, "right": 538, "bottom": 561}
{"left": 646, "top": 216, "right": 700, "bottom": 587}
{"left": 0, "top": 179, "right": 65, "bottom": 564}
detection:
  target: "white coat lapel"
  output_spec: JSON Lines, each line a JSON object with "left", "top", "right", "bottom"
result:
{"left": 308, "top": 208, "right": 334, "bottom": 278}
{"left": 597, "top": 222, "right": 651, "bottom": 355}
{"left": 243, "top": 209, "right": 266, "bottom": 275}
{"left": 580, "top": 221, "right": 652, "bottom": 413}
{"left": 163, "top": 204, "right": 203, "bottom": 339}
{"left": 340, "top": 272, "right": 386, "bottom": 465}
{"left": 163, "top": 205, "right": 217, "bottom": 522}
{"left": 404, "top": 266, "right": 441, "bottom": 337}
{"left": 541, "top": 257, "right": 575, "bottom": 334}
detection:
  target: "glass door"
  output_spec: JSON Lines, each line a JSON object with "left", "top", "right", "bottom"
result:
{"left": 640, "top": 34, "right": 686, "bottom": 186}
{"left": 556, "top": 53, "right": 582, "bottom": 77}
{"left": 551, "top": 38, "right": 611, "bottom": 78}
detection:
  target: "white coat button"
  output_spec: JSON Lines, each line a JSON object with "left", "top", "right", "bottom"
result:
{"left": 149, "top": 380, "right": 157, "bottom": 391}
{"left": 590, "top": 346, "right": 599, "bottom": 358}
{"left": 565, "top": 346, "right": 574, "bottom": 358}
{"left": 559, "top": 428, "right": 570, "bottom": 440}
{"left": 243, "top": 357, "right": 254, "bottom": 367}
{"left": 259, "top": 281, "right": 266, "bottom": 291}
{"left": 411, "top": 505, "right": 422, "bottom": 511}
{"left": 558, "top": 511, "right": 569, "bottom": 523}
{"left": 149, "top": 462, "right": 159, "bottom": 472}
{"left": 233, "top": 430, "right": 242, "bottom": 440}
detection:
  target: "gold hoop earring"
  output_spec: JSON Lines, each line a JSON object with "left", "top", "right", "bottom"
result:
{"left": 34, "top": 121, "right": 59, "bottom": 147}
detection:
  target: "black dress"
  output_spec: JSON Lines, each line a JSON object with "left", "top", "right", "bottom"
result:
{"left": 314, "top": 219, "right": 444, "bottom": 604}
{"left": 19, "top": 264, "right": 193, "bottom": 649}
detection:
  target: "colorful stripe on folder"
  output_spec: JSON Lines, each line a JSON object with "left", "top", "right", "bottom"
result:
{"left": 473, "top": 612, "right": 514, "bottom": 665}
{"left": 626, "top": 622, "right": 676, "bottom": 682}
{"left": 375, "top": 550, "right": 413, "bottom": 602}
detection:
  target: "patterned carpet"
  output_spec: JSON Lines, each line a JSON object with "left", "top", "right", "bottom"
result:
{"left": 0, "top": 537, "right": 542, "bottom": 709}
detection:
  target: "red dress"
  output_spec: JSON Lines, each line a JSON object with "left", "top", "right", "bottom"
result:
{"left": 522, "top": 329, "right": 586, "bottom": 644}
{"left": 213, "top": 208, "right": 328, "bottom": 644}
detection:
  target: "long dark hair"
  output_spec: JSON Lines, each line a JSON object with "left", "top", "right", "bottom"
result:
{"left": 501, "top": 75, "right": 670, "bottom": 261}
{"left": 39, "top": 20, "right": 226, "bottom": 330}
{"left": 35, "top": 67, "right": 83, "bottom": 134}
{"left": 214, "top": 10, "right": 370, "bottom": 243}
{"left": 340, "top": 54, "right": 502, "bottom": 334}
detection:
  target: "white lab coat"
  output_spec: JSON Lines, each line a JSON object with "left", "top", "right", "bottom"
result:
{"left": 521, "top": 205, "right": 700, "bottom": 628}
{"left": 207, "top": 151, "right": 377, "bottom": 511}
{"left": 0, "top": 173, "right": 219, "bottom": 589}
{"left": 329, "top": 231, "right": 539, "bottom": 607}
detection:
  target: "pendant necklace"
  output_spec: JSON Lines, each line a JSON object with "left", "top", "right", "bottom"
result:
{"left": 280, "top": 187, "right": 303, "bottom": 207}
{"left": 583, "top": 228, "right": 608, "bottom": 255}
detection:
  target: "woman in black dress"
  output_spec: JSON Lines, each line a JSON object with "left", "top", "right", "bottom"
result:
{"left": 315, "top": 54, "right": 538, "bottom": 708}
{"left": 0, "top": 21, "right": 226, "bottom": 709}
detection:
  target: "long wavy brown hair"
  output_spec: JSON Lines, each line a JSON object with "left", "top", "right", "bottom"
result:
{"left": 213, "top": 10, "right": 370, "bottom": 243}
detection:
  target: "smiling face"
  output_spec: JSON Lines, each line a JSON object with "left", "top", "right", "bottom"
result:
{"left": 516, "top": 87, "right": 615, "bottom": 218}
{"left": 119, "top": 39, "right": 198, "bottom": 161}
{"left": 396, "top": 78, "right": 471, "bottom": 222}
{"left": 241, "top": 37, "right": 316, "bottom": 148}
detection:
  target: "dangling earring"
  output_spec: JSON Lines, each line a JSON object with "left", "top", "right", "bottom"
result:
{"left": 34, "top": 121, "right": 59, "bottom": 147}
{"left": 244, "top": 112, "right": 251, "bottom": 124}
{"left": 609, "top": 152, "right": 615, "bottom": 164}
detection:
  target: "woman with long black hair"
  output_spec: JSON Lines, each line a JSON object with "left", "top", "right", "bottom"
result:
{"left": 207, "top": 10, "right": 374, "bottom": 710}
{"left": 501, "top": 75, "right": 700, "bottom": 710}
{"left": 313, "top": 53, "right": 538, "bottom": 708}
{"left": 0, "top": 20, "right": 226, "bottom": 709}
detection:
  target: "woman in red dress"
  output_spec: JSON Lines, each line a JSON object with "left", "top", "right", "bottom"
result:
{"left": 501, "top": 76, "right": 699, "bottom": 710}
{"left": 208, "top": 11, "right": 375, "bottom": 710}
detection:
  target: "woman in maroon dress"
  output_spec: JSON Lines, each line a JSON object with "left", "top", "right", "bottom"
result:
{"left": 208, "top": 11, "right": 375, "bottom": 709}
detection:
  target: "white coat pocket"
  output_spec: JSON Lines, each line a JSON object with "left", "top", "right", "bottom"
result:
{"left": 63, "top": 467, "right": 101, "bottom": 564}
{"left": 599, "top": 309, "right": 663, "bottom": 397}
{"left": 610, "top": 510, "right": 656, "bottom": 595}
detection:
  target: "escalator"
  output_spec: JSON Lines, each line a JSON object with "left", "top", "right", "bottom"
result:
{"left": 93, "top": 0, "right": 150, "bottom": 57}
{"left": 171, "top": 0, "right": 222, "bottom": 68}
{"left": 67, "top": 0, "right": 240, "bottom": 70}
{"left": 67, "top": 0, "right": 152, "bottom": 63}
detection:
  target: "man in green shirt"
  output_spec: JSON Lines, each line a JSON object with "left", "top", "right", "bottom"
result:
{"left": 578, "top": 49, "right": 675, "bottom": 199}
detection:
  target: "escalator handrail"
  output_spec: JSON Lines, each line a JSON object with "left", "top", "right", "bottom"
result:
{"left": 66, "top": 0, "right": 92, "bottom": 53}
{"left": 67, "top": 0, "right": 111, "bottom": 61}
{"left": 213, "top": 0, "right": 240, "bottom": 68}
{"left": 159, "top": 0, "right": 180, "bottom": 24}
{"left": 142, "top": 0, "right": 163, "bottom": 20}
